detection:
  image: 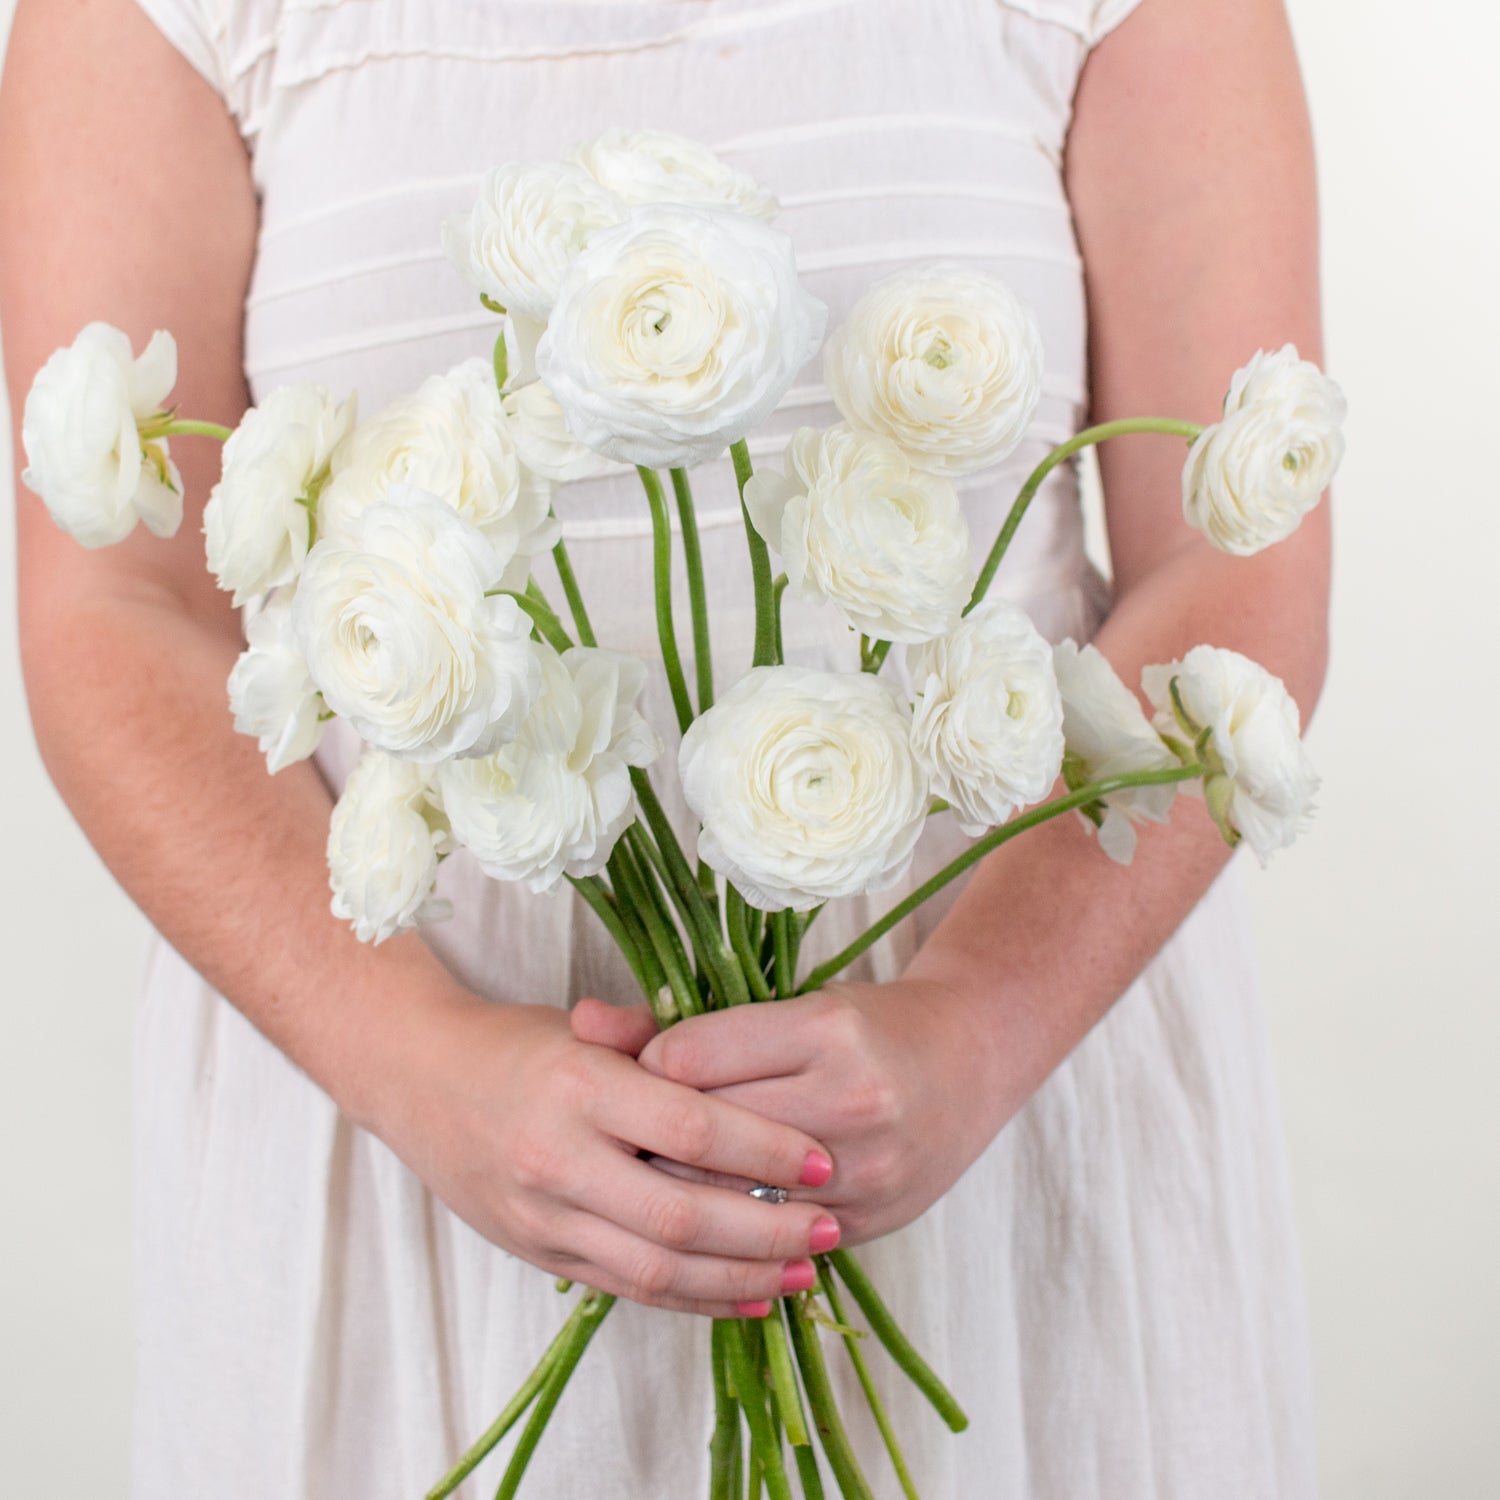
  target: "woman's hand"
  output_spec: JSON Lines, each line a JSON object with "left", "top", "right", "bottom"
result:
{"left": 381, "top": 992, "right": 842, "bottom": 1316}
{"left": 572, "top": 977, "right": 1028, "bottom": 1246}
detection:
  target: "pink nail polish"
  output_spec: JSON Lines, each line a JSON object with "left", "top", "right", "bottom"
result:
{"left": 800, "top": 1150, "right": 833, "bottom": 1188}
{"left": 781, "top": 1260, "right": 816, "bottom": 1294}
{"left": 809, "top": 1216, "right": 841, "bottom": 1255}
{"left": 736, "top": 1300, "right": 772, "bottom": 1318}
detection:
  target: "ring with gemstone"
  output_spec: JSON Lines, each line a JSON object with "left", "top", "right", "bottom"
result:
{"left": 748, "top": 1183, "right": 789, "bottom": 1204}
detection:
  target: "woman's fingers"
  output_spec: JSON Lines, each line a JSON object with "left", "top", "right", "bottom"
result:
{"left": 569, "top": 996, "right": 659, "bottom": 1057}
{"left": 635, "top": 992, "right": 838, "bottom": 1090}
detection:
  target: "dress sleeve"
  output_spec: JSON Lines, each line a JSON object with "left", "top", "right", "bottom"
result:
{"left": 1085, "top": 0, "right": 1148, "bottom": 45}
{"left": 132, "top": 0, "right": 230, "bottom": 99}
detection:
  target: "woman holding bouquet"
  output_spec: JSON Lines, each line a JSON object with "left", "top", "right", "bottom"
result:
{"left": 0, "top": 0, "right": 1329, "bottom": 1495}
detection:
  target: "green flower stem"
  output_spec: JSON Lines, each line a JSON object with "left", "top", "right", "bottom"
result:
{"left": 494, "top": 1292, "right": 616, "bottom": 1500}
{"left": 425, "top": 1298, "right": 586, "bottom": 1500}
{"left": 818, "top": 1269, "right": 918, "bottom": 1500}
{"left": 492, "top": 587, "right": 574, "bottom": 654}
{"left": 158, "top": 417, "right": 234, "bottom": 441}
{"left": 710, "top": 1322, "right": 744, "bottom": 1500}
{"left": 762, "top": 1305, "right": 811, "bottom": 1448}
{"left": 793, "top": 1441, "right": 826, "bottom": 1500}
{"left": 603, "top": 850, "right": 673, "bottom": 1011}
{"left": 565, "top": 875, "right": 651, "bottom": 1003}
{"left": 630, "top": 770, "right": 750, "bottom": 1008}
{"left": 772, "top": 574, "right": 789, "bottom": 667}
{"left": 867, "top": 639, "right": 894, "bottom": 674}
{"left": 786, "top": 1296, "right": 876, "bottom": 1500}
{"left": 622, "top": 818, "right": 726, "bottom": 1009}
{"left": 671, "top": 467, "right": 715, "bottom": 712}
{"left": 551, "top": 532, "right": 598, "bottom": 648}
{"left": 731, "top": 440, "right": 779, "bottom": 669}
{"left": 492, "top": 323, "right": 509, "bottom": 397}
{"left": 797, "top": 765, "right": 1204, "bottom": 995}
{"left": 824, "top": 1252, "right": 967, "bottom": 1434}
{"left": 727, "top": 887, "right": 774, "bottom": 1004}
{"left": 725, "top": 1321, "right": 795, "bottom": 1500}
{"left": 968, "top": 417, "right": 1203, "bottom": 614}
{"left": 638, "top": 466, "right": 696, "bottom": 733}
{"left": 772, "top": 911, "right": 796, "bottom": 998}
{"left": 612, "top": 840, "right": 699, "bottom": 1026}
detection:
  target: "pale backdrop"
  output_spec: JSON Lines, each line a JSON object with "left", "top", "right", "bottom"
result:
{"left": 2, "top": 1, "right": 1496, "bottom": 1493}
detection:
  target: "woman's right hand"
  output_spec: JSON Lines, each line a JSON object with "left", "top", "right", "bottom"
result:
{"left": 377, "top": 991, "right": 841, "bottom": 1318}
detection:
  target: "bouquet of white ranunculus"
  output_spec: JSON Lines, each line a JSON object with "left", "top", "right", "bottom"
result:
{"left": 21, "top": 126, "right": 1342, "bottom": 1500}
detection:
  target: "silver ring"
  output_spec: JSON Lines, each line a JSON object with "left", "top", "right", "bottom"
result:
{"left": 748, "top": 1183, "right": 789, "bottom": 1204}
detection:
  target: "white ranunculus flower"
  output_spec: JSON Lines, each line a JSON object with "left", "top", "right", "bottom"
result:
{"left": 441, "top": 161, "right": 623, "bottom": 321}
{"left": 744, "top": 424, "right": 973, "bottom": 643}
{"left": 293, "top": 487, "right": 540, "bottom": 761}
{"left": 823, "top": 264, "right": 1043, "bottom": 478}
{"left": 328, "top": 751, "right": 453, "bottom": 944}
{"left": 679, "top": 666, "right": 929, "bottom": 912}
{"left": 502, "top": 380, "right": 621, "bottom": 484}
{"left": 1053, "top": 639, "right": 1180, "bottom": 863}
{"left": 1182, "top": 345, "right": 1346, "bottom": 556}
{"left": 440, "top": 644, "right": 661, "bottom": 892}
{"left": 204, "top": 385, "right": 356, "bottom": 605}
{"left": 1141, "top": 645, "right": 1318, "bottom": 864}
{"left": 319, "top": 360, "right": 557, "bottom": 590}
{"left": 536, "top": 204, "right": 827, "bottom": 469}
{"left": 567, "top": 127, "right": 779, "bottom": 221}
{"left": 21, "top": 323, "right": 182, "bottom": 547}
{"left": 907, "top": 599, "right": 1064, "bottom": 836}
{"left": 226, "top": 589, "right": 327, "bottom": 773}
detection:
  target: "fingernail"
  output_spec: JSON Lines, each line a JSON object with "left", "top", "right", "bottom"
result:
{"left": 809, "top": 1215, "right": 841, "bottom": 1254}
{"left": 781, "top": 1260, "right": 816, "bottom": 1294}
{"left": 736, "top": 1299, "right": 772, "bottom": 1318}
{"left": 800, "top": 1150, "right": 833, "bottom": 1188}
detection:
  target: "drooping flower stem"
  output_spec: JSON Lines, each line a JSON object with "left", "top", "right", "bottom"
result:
{"left": 798, "top": 765, "right": 1204, "bottom": 995}
{"left": 638, "top": 467, "right": 695, "bottom": 733}
{"left": 157, "top": 417, "right": 234, "bottom": 442}
{"left": 671, "top": 468, "right": 715, "bottom": 712}
{"left": 786, "top": 1296, "right": 876, "bottom": 1500}
{"left": 725, "top": 1321, "right": 796, "bottom": 1500}
{"left": 968, "top": 417, "right": 1203, "bottom": 614}
{"left": 732, "top": 440, "right": 780, "bottom": 668}
{"left": 550, "top": 531, "right": 597, "bottom": 647}
{"left": 497, "top": 587, "right": 574, "bottom": 654}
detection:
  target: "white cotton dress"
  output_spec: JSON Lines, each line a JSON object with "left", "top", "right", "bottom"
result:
{"left": 128, "top": 2, "right": 1318, "bottom": 1496}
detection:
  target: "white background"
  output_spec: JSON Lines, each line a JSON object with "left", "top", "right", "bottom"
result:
{"left": 2, "top": 1, "right": 1497, "bottom": 1493}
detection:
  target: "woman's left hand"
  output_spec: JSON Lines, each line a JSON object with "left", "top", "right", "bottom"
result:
{"left": 571, "top": 976, "right": 1024, "bottom": 1244}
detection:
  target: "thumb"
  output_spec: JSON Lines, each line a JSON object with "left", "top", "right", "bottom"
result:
{"left": 570, "top": 996, "right": 661, "bottom": 1057}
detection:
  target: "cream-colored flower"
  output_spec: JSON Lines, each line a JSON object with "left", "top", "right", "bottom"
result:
{"left": 567, "top": 127, "right": 778, "bottom": 220}
{"left": 1053, "top": 639, "right": 1179, "bottom": 863}
{"left": 21, "top": 323, "right": 182, "bottom": 547}
{"left": 319, "top": 360, "right": 556, "bottom": 590}
{"left": 679, "top": 666, "right": 929, "bottom": 912}
{"left": 293, "top": 487, "right": 540, "bottom": 761}
{"left": 440, "top": 645, "right": 661, "bottom": 892}
{"left": 441, "top": 161, "right": 623, "bottom": 320}
{"left": 1183, "top": 345, "right": 1346, "bottom": 555}
{"left": 907, "top": 599, "right": 1064, "bottom": 835}
{"left": 536, "top": 204, "right": 826, "bottom": 469}
{"left": 205, "top": 385, "right": 356, "bottom": 605}
{"left": 502, "top": 380, "right": 621, "bottom": 484}
{"left": 328, "top": 751, "right": 453, "bottom": 944}
{"left": 1142, "top": 644, "right": 1318, "bottom": 864}
{"left": 745, "top": 424, "right": 973, "bottom": 642}
{"left": 823, "top": 264, "right": 1043, "bottom": 477}
{"left": 226, "top": 589, "right": 327, "bottom": 774}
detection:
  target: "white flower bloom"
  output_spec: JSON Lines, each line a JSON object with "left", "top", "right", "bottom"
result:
{"left": 536, "top": 204, "right": 826, "bottom": 469}
{"left": 293, "top": 487, "right": 540, "bottom": 761}
{"left": 679, "top": 666, "right": 929, "bottom": 912}
{"left": 502, "top": 380, "right": 621, "bottom": 484}
{"left": 204, "top": 385, "right": 356, "bottom": 605}
{"left": 441, "top": 161, "right": 623, "bottom": 320}
{"left": 320, "top": 360, "right": 557, "bottom": 590}
{"left": 907, "top": 599, "right": 1064, "bottom": 836}
{"left": 227, "top": 590, "right": 327, "bottom": 774}
{"left": 328, "top": 751, "right": 453, "bottom": 945}
{"left": 1183, "top": 345, "right": 1346, "bottom": 556}
{"left": 1141, "top": 644, "right": 1318, "bottom": 864}
{"left": 440, "top": 645, "right": 661, "bottom": 892}
{"left": 824, "top": 264, "right": 1043, "bottom": 478}
{"left": 21, "top": 323, "right": 182, "bottom": 547}
{"left": 567, "top": 127, "right": 778, "bottom": 221}
{"left": 1053, "top": 639, "right": 1179, "bottom": 863}
{"left": 745, "top": 424, "right": 973, "bottom": 642}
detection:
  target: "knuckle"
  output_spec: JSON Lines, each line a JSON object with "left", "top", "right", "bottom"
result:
{"left": 654, "top": 1026, "right": 702, "bottom": 1085}
{"left": 841, "top": 1073, "right": 901, "bottom": 1133}
{"left": 661, "top": 1097, "right": 717, "bottom": 1165}
{"left": 859, "top": 1145, "right": 903, "bottom": 1203}
{"left": 625, "top": 1247, "right": 677, "bottom": 1304}
{"left": 643, "top": 1188, "right": 700, "bottom": 1251}
{"left": 508, "top": 1131, "right": 565, "bottom": 1196}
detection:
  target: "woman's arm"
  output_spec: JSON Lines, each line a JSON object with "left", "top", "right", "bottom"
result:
{"left": 1, "top": 0, "right": 839, "bottom": 1316}
{"left": 589, "top": 0, "right": 1331, "bottom": 1243}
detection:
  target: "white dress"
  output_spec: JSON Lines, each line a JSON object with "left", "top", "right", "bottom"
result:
{"left": 129, "top": 2, "right": 1318, "bottom": 1496}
